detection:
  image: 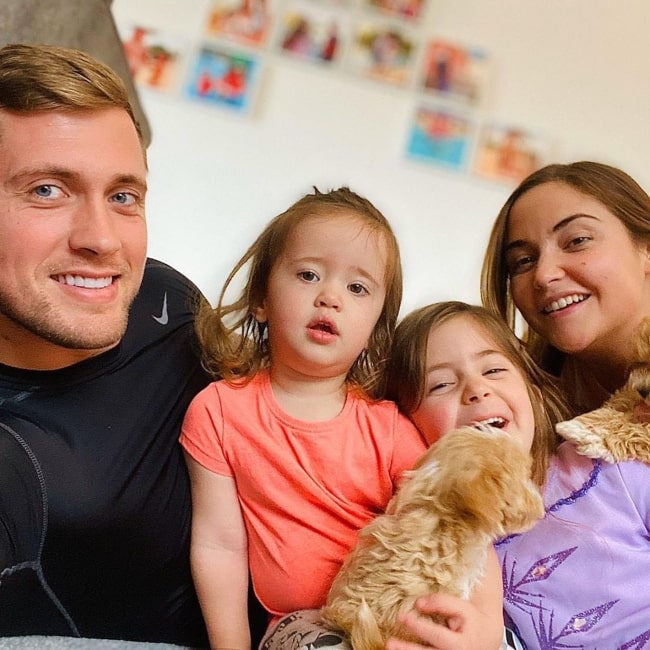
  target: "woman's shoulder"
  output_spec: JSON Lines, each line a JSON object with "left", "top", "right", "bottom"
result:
{"left": 549, "top": 441, "right": 650, "bottom": 511}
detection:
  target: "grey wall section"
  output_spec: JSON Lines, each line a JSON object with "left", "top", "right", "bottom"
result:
{"left": 0, "top": 0, "right": 151, "bottom": 147}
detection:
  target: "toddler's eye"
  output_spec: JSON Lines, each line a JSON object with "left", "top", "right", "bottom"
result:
{"left": 298, "top": 271, "right": 319, "bottom": 283}
{"left": 348, "top": 283, "right": 368, "bottom": 295}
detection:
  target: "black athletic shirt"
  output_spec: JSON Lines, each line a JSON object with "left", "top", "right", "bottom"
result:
{"left": 0, "top": 259, "right": 210, "bottom": 646}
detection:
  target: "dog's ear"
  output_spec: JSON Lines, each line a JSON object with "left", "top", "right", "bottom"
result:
{"left": 632, "top": 317, "right": 650, "bottom": 361}
{"left": 432, "top": 428, "right": 542, "bottom": 537}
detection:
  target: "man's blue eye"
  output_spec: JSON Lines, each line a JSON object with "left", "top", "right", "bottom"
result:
{"left": 112, "top": 192, "right": 136, "bottom": 206}
{"left": 34, "top": 185, "right": 55, "bottom": 198}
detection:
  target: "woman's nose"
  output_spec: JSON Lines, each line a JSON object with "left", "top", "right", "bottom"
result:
{"left": 533, "top": 249, "right": 564, "bottom": 289}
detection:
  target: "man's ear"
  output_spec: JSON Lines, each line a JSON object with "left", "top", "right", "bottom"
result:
{"left": 254, "top": 304, "right": 267, "bottom": 323}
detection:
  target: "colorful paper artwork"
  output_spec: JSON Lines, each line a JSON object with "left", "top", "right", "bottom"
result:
{"left": 185, "top": 45, "right": 260, "bottom": 113}
{"left": 473, "top": 122, "right": 551, "bottom": 183}
{"left": 277, "top": 1, "right": 348, "bottom": 64}
{"left": 420, "top": 39, "right": 489, "bottom": 106}
{"left": 348, "top": 21, "right": 417, "bottom": 85}
{"left": 120, "top": 24, "right": 188, "bottom": 92}
{"left": 205, "top": 0, "right": 272, "bottom": 47}
{"left": 406, "top": 105, "right": 474, "bottom": 170}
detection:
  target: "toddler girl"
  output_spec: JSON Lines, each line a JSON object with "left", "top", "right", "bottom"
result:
{"left": 180, "top": 187, "right": 429, "bottom": 649}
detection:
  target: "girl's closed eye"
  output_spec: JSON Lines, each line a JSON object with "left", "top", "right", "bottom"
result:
{"left": 427, "top": 376, "right": 456, "bottom": 394}
{"left": 484, "top": 366, "right": 508, "bottom": 377}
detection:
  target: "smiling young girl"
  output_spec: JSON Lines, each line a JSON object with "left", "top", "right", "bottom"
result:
{"left": 384, "top": 300, "right": 650, "bottom": 649}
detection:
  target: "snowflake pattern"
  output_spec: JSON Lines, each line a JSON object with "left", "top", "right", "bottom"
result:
{"left": 618, "top": 629, "right": 650, "bottom": 650}
{"left": 502, "top": 548, "right": 577, "bottom": 612}
{"left": 527, "top": 600, "right": 618, "bottom": 650}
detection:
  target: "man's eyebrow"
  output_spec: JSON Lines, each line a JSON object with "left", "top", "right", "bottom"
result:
{"left": 8, "top": 167, "right": 147, "bottom": 191}
{"left": 8, "top": 165, "right": 76, "bottom": 184}
{"left": 505, "top": 213, "right": 597, "bottom": 252}
{"left": 113, "top": 173, "right": 148, "bottom": 192}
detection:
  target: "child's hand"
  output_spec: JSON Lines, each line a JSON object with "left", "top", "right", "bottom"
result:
{"left": 384, "top": 593, "right": 503, "bottom": 650}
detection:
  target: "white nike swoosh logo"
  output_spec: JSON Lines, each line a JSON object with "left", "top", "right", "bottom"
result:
{"left": 152, "top": 292, "right": 169, "bottom": 325}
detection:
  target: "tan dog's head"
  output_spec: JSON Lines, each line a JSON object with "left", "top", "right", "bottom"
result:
{"left": 605, "top": 316, "right": 650, "bottom": 418}
{"left": 627, "top": 362, "right": 650, "bottom": 400}
{"left": 633, "top": 317, "right": 650, "bottom": 362}
{"left": 557, "top": 317, "right": 650, "bottom": 464}
{"left": 392, "top": 425, "right": 543, "bottom": 539}
{"left": 628, "top": 316, "right": 650, "bottom": 402}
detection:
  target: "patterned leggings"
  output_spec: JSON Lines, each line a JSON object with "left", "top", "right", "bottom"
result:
{"left": 259, "top": 610, "right": 350, "bottom": 650}
{"left": 259, "top": 609, "right": 523, "bottom": 650}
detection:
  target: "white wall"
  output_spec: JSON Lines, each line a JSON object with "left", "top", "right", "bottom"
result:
{"left": 112, "top": 0, "right": 650, "bottom": 314}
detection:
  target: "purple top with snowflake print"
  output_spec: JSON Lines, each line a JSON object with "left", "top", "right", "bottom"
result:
{"left": 495, "top": 442, "right": 650, "bottom": 649}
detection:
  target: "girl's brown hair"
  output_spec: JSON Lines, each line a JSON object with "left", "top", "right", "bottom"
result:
{"left": 196, "top": 187, "right": 403, "bottom": 398}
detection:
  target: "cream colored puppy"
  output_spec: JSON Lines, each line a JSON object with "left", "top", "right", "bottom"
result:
{"left": 321, "top": 425, "right": 543, "bottom": 650}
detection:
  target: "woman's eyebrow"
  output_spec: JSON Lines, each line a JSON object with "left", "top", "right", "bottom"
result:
{"left": 505, "top": 213, "right": 597, "bottom": 252}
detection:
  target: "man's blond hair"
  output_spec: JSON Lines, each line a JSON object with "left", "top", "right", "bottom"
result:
{"left": 0, "top": 43, "right": 144, "bottom": 145}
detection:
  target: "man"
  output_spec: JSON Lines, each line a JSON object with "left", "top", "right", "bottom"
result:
{"left": 0, "top": 43, "right": 209, "bottom": 646}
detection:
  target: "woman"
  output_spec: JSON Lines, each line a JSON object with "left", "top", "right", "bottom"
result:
{"left": 481, "top": 161, "right": 650, "bottom": 413}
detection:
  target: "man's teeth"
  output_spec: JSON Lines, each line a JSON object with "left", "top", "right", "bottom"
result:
{"left": 56, "top": 274, "right": 112, "bottom": 289}
{"left": 544, "top": 294, "right": 586, "bottom": 314}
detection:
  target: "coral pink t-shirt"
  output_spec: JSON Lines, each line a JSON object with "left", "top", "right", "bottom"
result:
{"left": 180, "top": 371, "right": 426, "bottom": 619}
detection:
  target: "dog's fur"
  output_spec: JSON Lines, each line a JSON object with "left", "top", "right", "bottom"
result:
{"left": 320, "top": 425, "right": 543, "bottom": 650}
{"left": 556, "top": 317, "right": 650, "bottom": 464}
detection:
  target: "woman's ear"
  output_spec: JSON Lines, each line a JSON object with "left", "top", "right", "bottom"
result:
{"left": 254, "top": 303, "right": 267, "bottom": 323}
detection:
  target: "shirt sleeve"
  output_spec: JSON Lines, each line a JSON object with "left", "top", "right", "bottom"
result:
{"left": 179, "top": 383, "right": 233, "bottom": 476}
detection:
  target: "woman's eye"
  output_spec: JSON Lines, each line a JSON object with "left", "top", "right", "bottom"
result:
{"left": 298, "top": 271, "right": 319, "bottom": 282}
{"left": 348, "top": 283, "right": 368, "bottom": 295}
{"left": 507, "top": 254, "right": 535, "bottom": 275}
{"left": 567, "top": 235, "right": 591, "bottom": 248}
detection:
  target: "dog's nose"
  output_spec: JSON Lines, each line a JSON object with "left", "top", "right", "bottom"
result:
{"left": 637, "top": 386, "right": 650, "bottom": 400}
